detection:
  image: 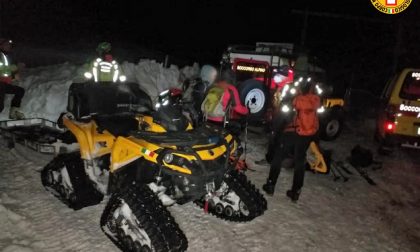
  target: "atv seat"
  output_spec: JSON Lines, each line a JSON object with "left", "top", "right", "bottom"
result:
{"left": 67, "top": 82, "right": 153, "bottom": 120}
{"left": 94, "top": 114, "right": 139, "bottom": 137}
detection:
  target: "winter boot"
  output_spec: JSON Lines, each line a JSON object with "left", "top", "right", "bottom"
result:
{"left": 262, "top": 180, "right": 275, "bottom": 196}
{"left": 9, "top": 107, "right": 25, "bottom": 120}
{"left": 286, "top": 189, "right": 301, "bottom": 203}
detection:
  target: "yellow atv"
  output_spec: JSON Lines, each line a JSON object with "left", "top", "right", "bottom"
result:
{"left": 41, "top": 82, "right": 267, "bottom": 252}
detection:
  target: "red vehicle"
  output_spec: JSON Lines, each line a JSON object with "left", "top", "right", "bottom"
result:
{"left": 220, "top": 42, "right": 345, "bottom": 141}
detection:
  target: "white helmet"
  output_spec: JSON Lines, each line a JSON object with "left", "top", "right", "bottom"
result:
{"left": 200, "top": 65, "right": 218, "bottom": 84}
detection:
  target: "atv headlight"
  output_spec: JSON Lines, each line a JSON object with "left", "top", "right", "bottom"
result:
{"left": 163, "top": 153, "right": 174, "bottom": 164}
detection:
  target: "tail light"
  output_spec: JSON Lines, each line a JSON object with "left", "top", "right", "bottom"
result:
{"left": 384, "top": 121, "right": 395, "bottom": 133}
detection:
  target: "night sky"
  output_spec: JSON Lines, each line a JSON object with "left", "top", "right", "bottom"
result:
{"left": 1, "top": 0, "right": 420, "bottom": 94}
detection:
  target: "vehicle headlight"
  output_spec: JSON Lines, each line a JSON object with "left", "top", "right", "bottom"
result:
{"left": 282, "top": 105, "right": 290, "bottom": 113}
{"left": 317, "top": 106, "right": 325, "bottom": 113}
{"left": 163, "top": 153, "right": 174, "bottom": 164}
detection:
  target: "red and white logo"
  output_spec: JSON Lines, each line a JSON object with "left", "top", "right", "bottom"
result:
{"left": 386, "top": 0, "right": 397, "bottom": 6}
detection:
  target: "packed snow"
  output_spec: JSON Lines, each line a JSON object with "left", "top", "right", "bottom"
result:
{"left": 0, "top": 60, "right": 199, "bottom": 121}
{"left": 1, "top": 63, "right": 420, "bottom": 252}
{"left": 1, "top": 118, "right": 420, "bottom": 251}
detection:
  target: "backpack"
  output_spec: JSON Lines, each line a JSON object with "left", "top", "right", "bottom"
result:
{"left": 293, "top": 94, "right": 320, "bottom": 136}
{"left": 201, "top": 85, "right": 228, "bottom": 118}
{"left": 350, "top": 145, "right": 373, "bottom": 167}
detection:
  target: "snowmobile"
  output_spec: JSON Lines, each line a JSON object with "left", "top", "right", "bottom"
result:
{"left": 41, "top": 81, "right": 267, "bottom": 252}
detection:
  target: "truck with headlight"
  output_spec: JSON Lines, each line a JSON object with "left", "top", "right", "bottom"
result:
{"left": 220, "top": 42, "right": 345, "bottom": 140}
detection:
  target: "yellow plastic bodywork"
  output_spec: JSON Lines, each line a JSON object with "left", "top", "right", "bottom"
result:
{"left": 111, "top": 133, "right": 235, "bottom": 174}
{"left": 324, "top": 98, "right": 344, "bottom": 108}
{"left": 137, "top": 115, "right": 193, "bottom": 133}
{"left": 388, "top": 68, "right": 420, "bottom": 137}
{"left": 306, "top": 141, "right": 328, "bottom": 174}
{"left": 64, "top": 114, "right": 235, "bottom": 176}
{"left": 63, "top": 117, "right": 115, "bottom": 160}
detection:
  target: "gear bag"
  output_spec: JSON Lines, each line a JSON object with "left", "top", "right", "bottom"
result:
{"left": 350, "top": 145, "right": 373, "bottom": 168}
{"left": 201, "top": 86, "right": 228, "bottom": 118}
{"left": 293, "top": 94, "right": 320, "bottom": 136}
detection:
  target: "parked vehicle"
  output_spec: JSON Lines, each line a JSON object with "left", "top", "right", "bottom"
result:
{"left": 376, "top": 68, "right": 420, "bottom": 154}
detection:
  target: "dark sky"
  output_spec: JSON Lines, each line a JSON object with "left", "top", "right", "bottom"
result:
{"left": 1, "top": 0, "right": 420, "bottom": 94}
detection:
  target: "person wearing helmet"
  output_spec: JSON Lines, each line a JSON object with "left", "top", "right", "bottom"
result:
{"left": 96, "top": 42, "right": 113, "bottom": 62}
{"left": 83, "top": 42, "right": 126, "bottom": 83}
{"left": 262, "top": 77, "right": 321, "bottom": 202}
{"left": 0, "top": 39, "right": 25, "bottom": 119}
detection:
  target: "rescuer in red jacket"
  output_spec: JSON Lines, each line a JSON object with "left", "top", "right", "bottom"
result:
{"left": 262, "top": 80, "right": 321, "bottom": 202}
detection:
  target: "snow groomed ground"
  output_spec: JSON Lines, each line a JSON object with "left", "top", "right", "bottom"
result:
{"left": 1, "top": 117, "right": 419, "bottom": 252}
{"left": 0, "top": 60, "right": 419, "bottom": 251}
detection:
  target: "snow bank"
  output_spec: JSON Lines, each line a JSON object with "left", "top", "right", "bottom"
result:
{"left": 0, "top": 60, "right": 199, "bottom": 121}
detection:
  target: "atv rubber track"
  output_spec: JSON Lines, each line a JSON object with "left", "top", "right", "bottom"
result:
{"left": 196, "top": 170, "right": 267, "bottom": 222}
{"left": 101, "top": 184, "right": 188, "bottom": 252}
{"left": 41, "top": 152, "right": 103, "bottom": 210}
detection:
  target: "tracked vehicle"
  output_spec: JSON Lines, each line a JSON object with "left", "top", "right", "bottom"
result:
{"left": 41, "top": 81, "right": 267, "bottom": 251}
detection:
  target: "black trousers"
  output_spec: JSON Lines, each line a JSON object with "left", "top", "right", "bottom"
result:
{"left": 267, "top": 131, "right": 313, "bottom": 192}
{"left": 0, "top": 82, "right": 25, "bottom": 112}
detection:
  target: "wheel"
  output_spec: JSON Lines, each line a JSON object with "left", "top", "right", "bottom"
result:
{"left": 196, "top": 170, "right": 267, "bottom": 222}
{"left": 320, "top": 107, "right": 344, "bottom": 141}
{"left": 215, "top": 203, "right": 224, "bottom": 214}
{"left": 237, "top": 79, "right": 268, "bottom": 120}
{"left": 224, "top": 205, "right": 234, "bottom": 217}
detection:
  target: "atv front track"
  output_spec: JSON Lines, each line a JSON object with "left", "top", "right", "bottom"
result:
{"left": 101, "top": 184, "right": 188, "bottom": 252}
